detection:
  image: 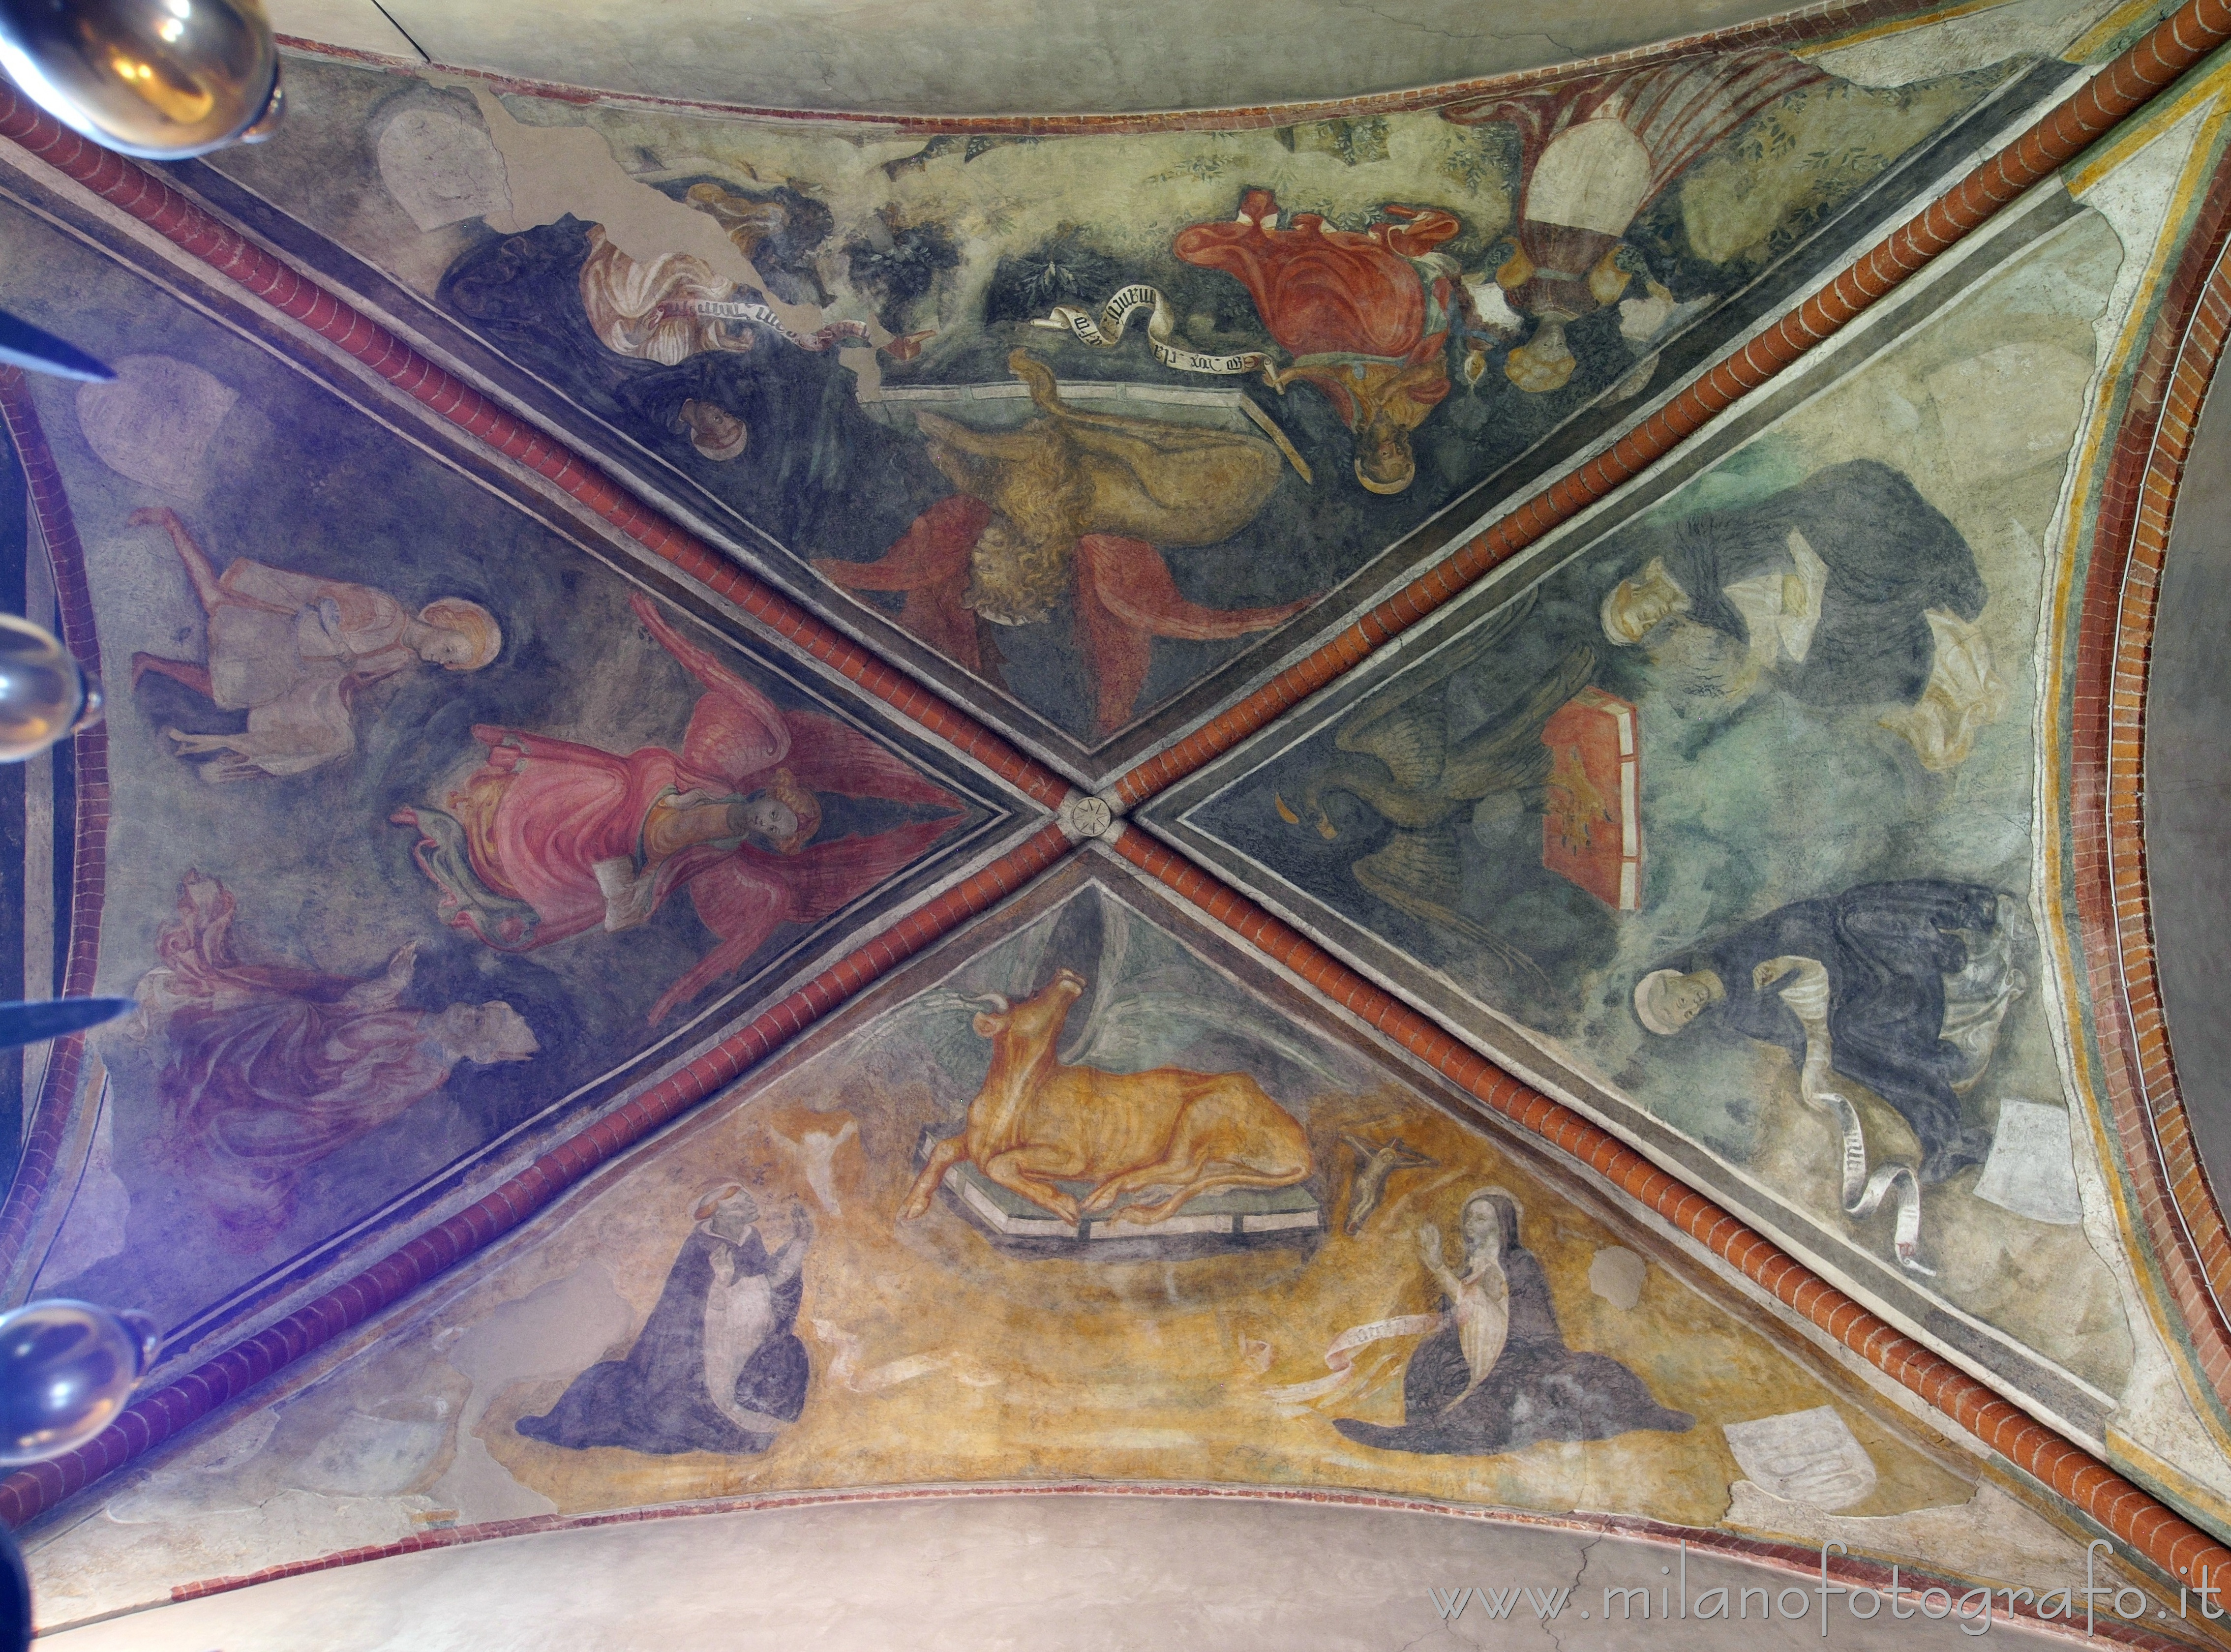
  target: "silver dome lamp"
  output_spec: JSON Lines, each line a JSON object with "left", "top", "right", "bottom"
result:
{"left": 0, "top": 17, "right": 244, "bottom": 1644}
{"left": 0, "top": 0, "right": 282, "bottom": 159}
{"left": 0, "top": 1298, "right": 154, "bottom": 1649}
{"left": 0, "top": 0, "right": 285, "bottom": 377}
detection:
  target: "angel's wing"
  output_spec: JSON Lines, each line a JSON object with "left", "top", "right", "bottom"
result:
{"left": 1056, "top": 901, "right": 1133, "bottom": 1064}
{"left": 999, "top": 916, "right": 1060, "bottom": 1002}
{"left": 779, "top": 820, "right": 958, "bottom": 923}
{"left": 777, "top": 708, "right": 960, "bottom": 811}
{"left": 1335, "top": 590, "right": 1540, "bottom": 788}
{"left": 649, "top": 855, "right": 795, "bottom": 1025}
{"left": 851, "top": 986, "right": 1003, "bottom": 1110}
{"left": 631, "top": 592, "right": 791, "bottom": 785}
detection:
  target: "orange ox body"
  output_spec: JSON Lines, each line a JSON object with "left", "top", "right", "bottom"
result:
{"left": 898, "top": 968, "right": 1313, "bottom": 1227}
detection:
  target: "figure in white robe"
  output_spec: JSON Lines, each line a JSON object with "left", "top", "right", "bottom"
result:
{"left": 127, "top": 508, "right": 501, "bottom": 781}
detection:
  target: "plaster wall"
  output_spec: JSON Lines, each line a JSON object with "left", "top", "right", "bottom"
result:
{"left": 38, "top": 1495, "right": 2131, "bottom": 1652}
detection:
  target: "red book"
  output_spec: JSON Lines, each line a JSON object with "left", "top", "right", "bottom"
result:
{"left": 1540, "top": 688, "right": 1641, "bottom": 911}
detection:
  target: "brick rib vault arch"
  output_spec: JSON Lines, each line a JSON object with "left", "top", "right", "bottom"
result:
{"left": 7, "top": 0, "right": 2231, "bottom": 1610}
{"left": 2064, "top": 117, "right": 2231, "bottom": 1485}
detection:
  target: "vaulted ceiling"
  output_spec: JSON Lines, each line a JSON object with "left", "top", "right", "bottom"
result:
{"left": 7, "top": 0, "right": 2231, "bottom": 1644}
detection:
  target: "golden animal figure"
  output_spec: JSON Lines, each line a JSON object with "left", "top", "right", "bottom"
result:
{"left": 898, "top": 968, "right": 1313, "bottom": 1227}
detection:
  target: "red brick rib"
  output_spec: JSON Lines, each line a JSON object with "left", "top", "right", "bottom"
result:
{"left": 1110, "top": 0, "right": 2231, "bottom": 809}
{"left": 2071, "top": 169, "right": 2231, "bottom": 1407}
{"left": 1109, "top": 825, "right": 2231, "bottom": 1591}
{"left": 0, "top": 371, "right": 110, "bottom": 1286}
{"left": 0, "top": 86, "right": 1072, "bottom": 814}
{"left": 0, "top": 821, "right": 1074, "bottom": 1531}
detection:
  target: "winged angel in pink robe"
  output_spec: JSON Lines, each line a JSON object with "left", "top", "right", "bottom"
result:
{"left": 393, "top": 594, "right": 963, "bottom": 1023}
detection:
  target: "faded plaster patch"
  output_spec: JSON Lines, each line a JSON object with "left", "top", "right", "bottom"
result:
{"left": 1924, "top": 344, "right": 2097, "bottom": 485}
{"left": 1726, "top": 1479, "right": 2091, "bottom": 1595}
{"left": 377, "top": 105, "right": 512, "bottom": 231}
{"left": 466, "top": 86, "right": 834, "bottom": 345}
{"left": 32, "top": 1091, "right": 128, "bottom": 1290}
{"left": 1587, "top": 1246, "right": 1646, "bottom": 1311}
{"left": 1805, "top": 0, "right": 2110, "bottom": 87}
{"left": 74, "top": 357, "right": 238, "bottom": 501}
{"left": 428, "top": 1265, "right": 634, "bottom": 1523}
{"left": 2108, "top": 1318, "right": 2231, "bottom": 1508}
{"left": 2078, "top": 104, "right": 2210, "bottom": 362}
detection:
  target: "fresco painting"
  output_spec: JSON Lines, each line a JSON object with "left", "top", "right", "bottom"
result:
{"left": 23, "top": 870, "right": 2008, "bottom": 1622}
{"left": 127, "top": 505, "right": 505, "bottom": 782}
{"left": 517, "top": 1183, "right": 814, "bottom": 1456}
{"left": 201, "top": 48, "right": 2022, "bottom": 752}
{"left": 391, "top": 590, "right": 966, "bottom": 1024}
{"left": 1176, "top": 203, "right": 2136, "bottom": 1391}
{"left": 0, "top": 198, "right": 1005, "bottom": 1347}
{"left": 134, "top": 872, "right": 540, "bottom": 1240}
{"left": 12, "top": 13, "right": 2227, "bottom": 1614}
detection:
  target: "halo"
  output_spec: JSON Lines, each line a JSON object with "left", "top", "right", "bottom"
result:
{"left": 1463, "top": 1177, "right": 1517, "bottom": 1222}
{"left": 757, "top": 768, "right": 821, "bottom": 855}
{"left": 1354, "top": 453, "right": 1415, "bottom": 496}
{"left": 1633, "top": 968, "right": 1690, "bottom": 1036}
{"left": 1461, "top": 1185, "right": 1526, "bottom": 1248}
{"left": 417, "top": 598, "right": 503, "bottom": 670}
{"left": 682, "top": 399, "right": 748, "bottom": 462}
{"left": 692, "top": 1181, "right": 747, "bottom": 1222}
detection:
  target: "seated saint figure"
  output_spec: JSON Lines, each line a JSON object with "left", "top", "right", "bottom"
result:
{"left": 1634, "top": 879, "right": 2025, "bottom": 1185}
{"left": 393, "top": 593, "right": 962, "bottom": 1025}
{"left": 1335, "top": 1188, "right": 1692, "bottom": 1456}
{"left": 127, "top": 507, "right": 501, "bottom": 781}
{"left": 1597, "top": 461, "right": 2006, "bottom": 769}
{"left": 519, "top": 1184, "right": 812, "bottom": 1455}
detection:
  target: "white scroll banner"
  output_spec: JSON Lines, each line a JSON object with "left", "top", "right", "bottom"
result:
{"left": 1257, "top": 1312, "right": 1443, "bottom": 1404}
{"left": 692, "top": 299, "right": 876, "bottom": 353}
{"left": 1030, "top": 284, "right": 1275, "bottom": 378}
{"left": 1765, "top": 957, "right": 1933, "bottom": 1276}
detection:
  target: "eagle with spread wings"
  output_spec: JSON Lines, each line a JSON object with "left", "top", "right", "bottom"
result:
{"left": 1276, "top": 591, "right": 1593, "bottom": 981}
